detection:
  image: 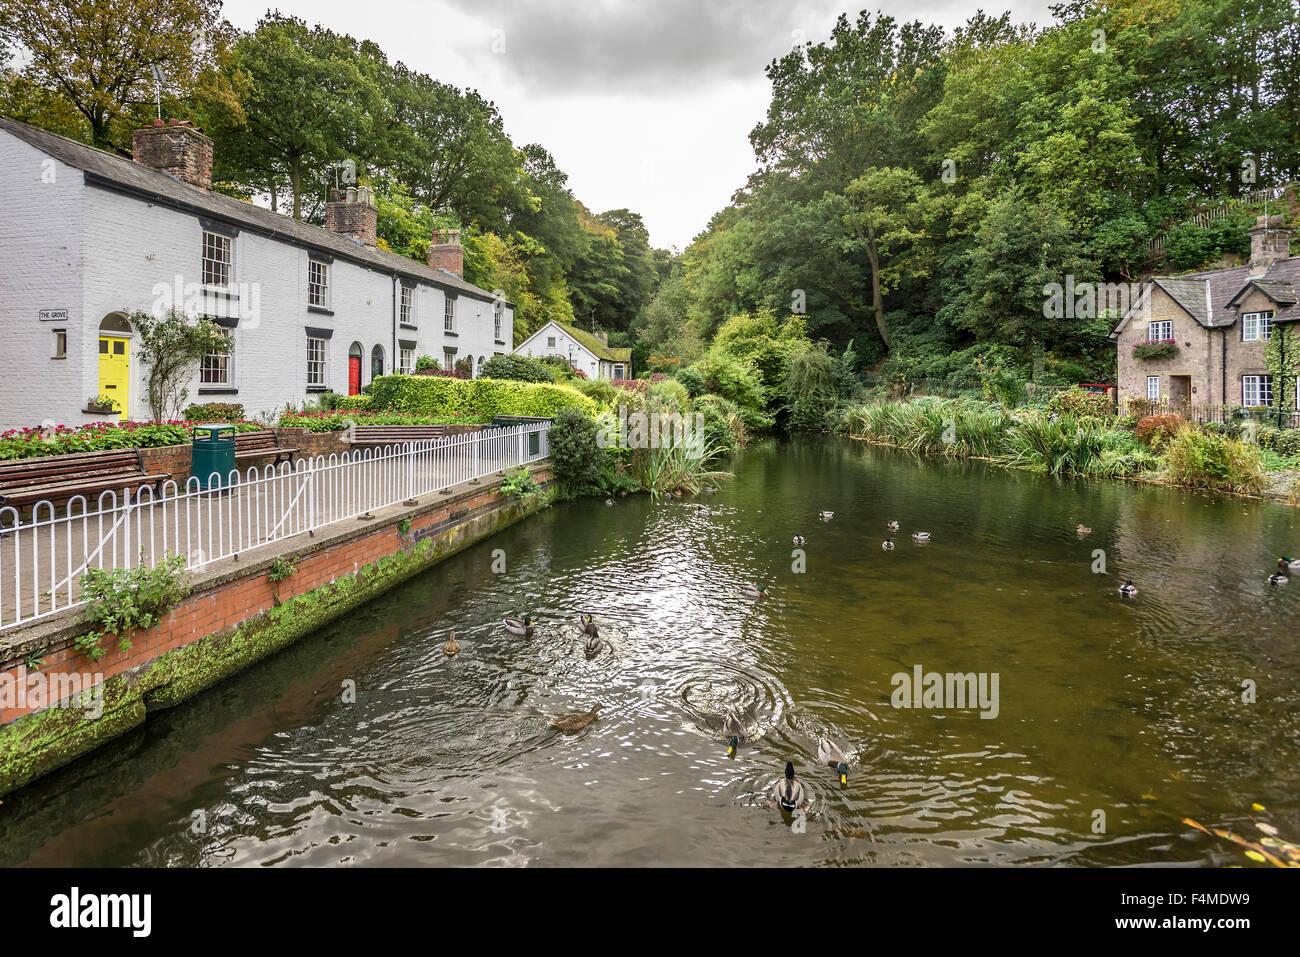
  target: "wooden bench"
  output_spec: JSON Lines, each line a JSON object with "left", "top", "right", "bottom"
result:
{"left": 349, "top": 425, "right": 447, "bottom": 449}
{"left": 0, "top": 449, "right": 170, "bottom": 512}
{"left": 234, "top": 429, "right": 298, "bottom": 466}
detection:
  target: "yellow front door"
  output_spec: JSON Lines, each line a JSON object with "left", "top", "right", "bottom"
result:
{"left": 97, "top": 336, "right": 130, "bottom": 416}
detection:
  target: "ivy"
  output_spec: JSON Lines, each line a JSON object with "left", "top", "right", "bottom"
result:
{"left": 78, "top": 554, "right": 189, "bottom": 661}
{"left": 500, "top": 465, "right": 541, "bottom": 502}
{"left": 1264, "top": 325, "right": 1300, "bottom": 412}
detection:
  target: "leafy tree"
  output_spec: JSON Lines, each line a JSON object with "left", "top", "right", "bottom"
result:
{"left": 130, "top": 309, "right": 229, "bottom": 420}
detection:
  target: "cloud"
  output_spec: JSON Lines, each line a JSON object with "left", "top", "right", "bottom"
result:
{"left": 441, "top": 0, "right": 844, "bottom": 93}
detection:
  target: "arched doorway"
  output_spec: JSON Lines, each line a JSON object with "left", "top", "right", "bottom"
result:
{"left": 348, "top": 342, "right": 363, "bottom": 395}
{"left": 370, "top": 344, "right": 384, "bottom": 383}
{"left": 97, "top": 313, "right": 133, "bottom": 416}
{"left": 476, "top": 355, "right": 486, "bottom": 378}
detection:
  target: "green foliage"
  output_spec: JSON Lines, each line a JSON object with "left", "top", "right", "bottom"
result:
{"left": 277, "top": 409, "right": 488, "bottom": 432}
{"left": 500, "top": 465, "right": 542, "bottom": 501}
{"left": 131, "top": 309, "right": 231, "bottom": 421}
{"left": 0, "top": 419, "right": 262, "bottom": 460}
{"left": 695, "top": 394, "right": 747, "bottom": 453}
{"left": 414, "top": 355, "right": 439, "bottom": 373}
{"left": 546, "top": 406, "right": 607, "bottom": 499}
{"left": 367, "top": 374, "right": 596, "bottom": 419}
{"left": 78, "top": 554, "right": 189, "bottom": 661}
{"left": 183, "top": 401, "right": 246, "bottom": 422}
{"left": 784, "top": 342, "right": 843, "bottom": 431}
{"left": 570, "top": 377, "right": 626, "bottom": 409}
{"left": 267, "top": 556, "right": 297, "bottom": 584}
{"left": 1131, "top": 341, "right": 1180, "bottom": 361}
{"left": 1264, "top": 325, "right": 1300, "bottom": 412}
{"left": 1045, "top": 387, "right": 1112, "bottom": 422}
{"left": 480, "top": 353, "right": 557, "bottom": 383}
{"left": 674, "top": 366, "right": 707, "bottom": 397}
{"left": 647, "top": 378, "right": 692, "bottom": 411}
{"left": 1163, "top": 429, "right": 1265, "bottom": 493}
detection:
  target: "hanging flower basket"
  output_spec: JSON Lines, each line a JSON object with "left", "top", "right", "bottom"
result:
{"left": 1132, "top": 339, "right": 1179, "bottom": 361}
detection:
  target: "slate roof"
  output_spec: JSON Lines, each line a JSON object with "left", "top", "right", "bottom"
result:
{"left": 1112, "top": 257, "right": 1300, "bottom": 337}
{"left": 0, "top": 115, "right": 504, "bottom": 305}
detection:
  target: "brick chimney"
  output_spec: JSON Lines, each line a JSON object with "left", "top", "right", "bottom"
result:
{"left": 131, "top": 118, "right": 213, "bottom": 191}
{"left": 1249, "top": 214, "right": 1294, "bottom": 270}
{"left": 325, "top": 185, "right": 377, "bottom": 246}
{"left": 427, "top": 228, "right": 463, "bottom": 277}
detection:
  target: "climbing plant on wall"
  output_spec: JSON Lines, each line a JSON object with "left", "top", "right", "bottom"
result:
{"left": 1264, "top": 324, "right": 1300, "bottom": 413}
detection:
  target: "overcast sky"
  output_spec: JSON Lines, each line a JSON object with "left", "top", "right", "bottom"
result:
{"left": 221, "top": 0, "right": 1058, "bottom": 250}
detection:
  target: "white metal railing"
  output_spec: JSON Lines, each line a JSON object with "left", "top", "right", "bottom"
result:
{"left": 0, "top": 422, "right": 549, "bottom": 632}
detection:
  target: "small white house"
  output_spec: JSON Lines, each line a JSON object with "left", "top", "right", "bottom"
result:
{"left": 0, "top": 115, "right": 514, "bottom": 429}
{"left": 514, "top": 320, "right": 631, "bottom": 380}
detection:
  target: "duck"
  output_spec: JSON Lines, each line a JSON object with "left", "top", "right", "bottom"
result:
{"left": 739, "top": 584, "right": 768, "bottom": 599}
{"left": 881, "top": 539, "right": 894, "bottom": 550}
{"left": 1119, "top": 580, "right": 1138, "bottom": 597}
{"left": 698, "top": 505, "right": 712, "bottom": 517}
{"left": 1268, "top": 573, "right": 1288, "bottom": 586}
{"left": 605, "top": 498, "right": 615, "bottom": 506}
{"left": 818, "top": 510, "right": 834, "bottom": 521}
{"left": 550, "top": 703, "right": 603, "bottom": 734}
{"left": 584, "top": 631, "right": 604, "bottom": 656}
{"left": 703, "top": 485, "right": 718, "bottom": 494}
{"left": 1076, "top": 524, "right": 1092, "bottom": 536}
{"left": 723, "top": 712, "right": 747, "bottom": 756}
{"left": 912, "top": 531, "right": 931, "bottom": 543}
{"left": 886, "top": 520, "right": 899, "bottom": 532}
{"left": 818, "top": 737, "right": 850, "bottom": 785}
{"left": 775, "top": 761, "right": 804, "bottom": 811}
{"left": 442, "top": 631, "right": 460, "bottom": 657}
{"left": 793, "top": 534, "right": 805, "bottom": 546}
{"left": 504, "top": 616, "right": 535, "bottom": 637}
{"left": 1278, "top": 556, "right": 1300, "bottom": 571}
{"left": 580, "top": 613, "right": 599, "bottom": 636}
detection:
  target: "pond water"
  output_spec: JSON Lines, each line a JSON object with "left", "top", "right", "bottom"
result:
{"left": 3, "top": 436, "right": 1298, "bottom": 867}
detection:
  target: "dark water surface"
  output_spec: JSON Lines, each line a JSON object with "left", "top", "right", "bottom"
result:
{"left": 3, "top": 436, "right": 1298, "bottom": 867}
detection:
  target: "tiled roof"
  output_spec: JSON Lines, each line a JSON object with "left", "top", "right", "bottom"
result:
{"left": 0, "top": 115, "right": 504, "bottom": 304}
{"left": 553, "top": 321, "right": 632, "bottom": 361}
{"left": 1115, "top": 257, "right": 1300, "bottom": 336}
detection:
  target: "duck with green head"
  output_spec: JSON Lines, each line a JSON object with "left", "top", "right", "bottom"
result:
{"left": 740, "top": 584, "right": 768, "bottom": 600}
{"left": 1279, "top": 556, "right": 1300, "bottom": 571}
{"left": 775, "top": 762, "right": 804, "bottom": 811}
{"left": 818, "top": 737, "right": 850, "bottom": 785}
{"left": 723, "top": 712, "right": 747, "bottom": 756}
{"left": 505, "top": 616, "right": 535, "bottom": 637}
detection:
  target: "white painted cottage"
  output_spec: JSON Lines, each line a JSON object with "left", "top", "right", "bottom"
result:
{"left": 0, "top": 116, "right": 513, "bottom": 429}
{"left": 513, "top": 320, "right": 632, "bottom": 380}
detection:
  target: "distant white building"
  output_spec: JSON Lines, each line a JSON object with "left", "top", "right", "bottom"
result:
{"left": 514, "top": 320, "right": 631, "bottom": 380}
{"left": 0, "top": 115, "right": 513, "bottom": 428}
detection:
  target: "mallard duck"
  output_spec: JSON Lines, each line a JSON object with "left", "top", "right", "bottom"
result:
{"left": 793, "top": 534, "right": 805, "bottom": 546}
{"left": 739, "top": 584, "right": 768, "bottom": 599}
{"left": 504, "top": 616, "right": 535, "bottom": 637}
{"left": 912, "top": 531, "right": 931, "bottom": 543}
{"left": 1278, "top": 556, "right": 1300, "bottom": 570}
{"left": 550, "top": 703, "right": 602, "bottom": 734}
{"left": 1268, "top": 573, "right": 1288, "bottom": 586}
{"left": 723, "top": 712, "right": 747, "bottom": 755}
{"left": 818, "top": 737, "right": 850, "bottom": 785}
{"left": 703, "top": 485, "right": 718, "bottom": 494}
{"left": 1119, "top": 580, "right": 1137, "bottom": 597}
{"left": 698, "top": 505, "right": 712, "bottom": 517}
{"left": 605, "top": 498, "right": 615, "bottom": 506}
{"left": 775, "top": 761, "right": 804, "bottom": 811}
{"left": 442, "top": 631, "right": 460, "bottom": 656}
{"left": 585, "top": 633, "right": 604, "bottom": 656}
{"left": 881, "top": 539, "right": 894, "bottom": 551}
{"left": 580, "top": 613, "right": 598, "bottom": 636}
{"left": 818, "top": 510, "right": 834, "bottom": 521}
{"left": 1077, "top": 524, "right": 1092, "bottom": 536}
{"left": 886, "top": 520, "right": 899, "bottom": 532}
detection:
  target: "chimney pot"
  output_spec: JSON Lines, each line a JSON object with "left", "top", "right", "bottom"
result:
{"left": 1249, "top": 214, "right": 1294, "bottom": 269}
{"left": 132, "top": 119, "right": 214, "bottom": 192}
{"left": 427, "top": 228, "right": 464, "bottom": 277}
{"left": 325, "top": 184, "right": 377, "bottom": 247}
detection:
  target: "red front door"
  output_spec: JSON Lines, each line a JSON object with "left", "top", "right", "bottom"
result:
{"left": 348, "top": 356, "right": 362, "bottom": 395}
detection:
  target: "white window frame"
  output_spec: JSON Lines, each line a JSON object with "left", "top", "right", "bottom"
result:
{"left": 444, "top": 296, "right": 456, "bottom": 333}
{"left": 1242, "top": 311, "right": 1274, "bottom": 342}
{"left": 306, "top": 336, "right": 328, "bottom": 387}
{"left": 546, "top": 336, "right": 556, "bottom": 348}
{"left": 444, "top": 348, "right": 457, "bottom": 372}
{"left": 1147, "top": 320, "right": 1172, "bottom": 342}
{"left": 202, "top": 231, "right": 232, "bottom": 287}
{"left": 308, "top": 259, "right": 330, "bottom": 309}
{"left": 201, "top": 330, "right": 233, "bottom": 385}
{"left": 399, "top": 347, "right": 415, "bottom": 375}
{"left": 52, "top": 328, "right": 67, "bottom": 359}
{"left": 493, "top": 303, "right": 503, "bottom": 340}
{"left": 1243, "top": 374, "right": 1273, "bottom": 408}
{"left": 401, "top": 285, "right": 415, "bottom": 326}
{"left": 1146, "top": 376, "right": 1160, "bottom": 401}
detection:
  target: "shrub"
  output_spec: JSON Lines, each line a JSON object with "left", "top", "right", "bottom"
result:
{"left": 1163, "top": 429, "right": 1264, "bottom": 492}
{"left": 647, "top": 378, "right": 692, "bottom": 411}
{"left": 784, "top": 343, "right": 841, "bottom": 431}
{"left": 1131, "top": 340, "right": 1179, "bottom": 361}
{"left": 692, "top": 352, "right": 767, "bottom": 415}
{"left": 480, "top": 353, "right": 557, "bottom": 382}
{"left": 277, "top": 409, "right": 490, "bottom": 432}
{"left": 547, "top": 406, "right": 606, "bottom": 499}
{"left": 538, "top": 355, "right": 577, "bottom": 381}
{"left": 367, "top": 374, "right": 596, "bottom": 418}
{"left": 78, "top": 554, "right": 189, "bottom": 660}
{"left": 1046, "top": 387, "right": 1112, "bottom": 421}
{"left": 1135, "top": 413, "right": 1186, "bottom": 447}
{"left": 675, "top": 366, "right": 707, "bottom": 397}
{"left": 571, "top": 377, "right": 625, "bottom": 409}
{"left": 415, "top": 355, "right": 439, "bottom": 373}
{"left": 696, "top": 394, "right": 746, "bottom": 453}
{"left": 500, "top": 465, "right": 542, "bottom": 501}
{"left": 332, "top": 393, "right": 372, "bottom": 411}
{"left": 183, "top": 401, "right": 246, "bottom": 422}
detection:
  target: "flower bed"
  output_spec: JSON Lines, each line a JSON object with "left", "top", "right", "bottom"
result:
{"left": 1132, "top": 339, "right": 1179, "bottom": 361}
{"left": 278, "top": 409, "right": 493, "bottom": 433}
{"left": 0, "top": 419, "right": 265, "bottom": 460}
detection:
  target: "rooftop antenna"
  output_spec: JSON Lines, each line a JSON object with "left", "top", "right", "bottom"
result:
{"left": 150, "top": 65, "right": 167, "bottom": 121}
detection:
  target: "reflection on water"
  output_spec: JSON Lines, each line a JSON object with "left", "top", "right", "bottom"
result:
{"left": 2, "top": 436, "right": 1298, "bottom": 867}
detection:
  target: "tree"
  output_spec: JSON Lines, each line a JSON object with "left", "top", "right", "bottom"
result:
{"left": 0, "top": 0, "right": 226, "bottom": 147}
{"left": 843, "top": 168, "right": 928, "bottom": 347}
{"left": 130, "top": 309, "right": 229, "bottom": 420}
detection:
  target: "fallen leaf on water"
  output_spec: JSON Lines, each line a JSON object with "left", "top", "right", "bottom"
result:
{"left": 1252, "top": 802, "right": 1268, "bottom": 811}
{"left": 1245, "top": 850, "right": 1267, "bottom": 863}
{"left": 1258, "top": 822, "right": 1280, "bottom": 836}
{"left": 1141, "top": 793, "right": 1157, "bottom": 801}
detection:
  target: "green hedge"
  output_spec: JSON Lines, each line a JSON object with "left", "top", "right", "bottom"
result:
{"left": 367, "top": 374, "right": 596, "bottom": 418}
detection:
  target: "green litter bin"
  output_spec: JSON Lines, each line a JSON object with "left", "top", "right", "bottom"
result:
{"left": 193, "top": 423, "right": 236, "bottom": 490}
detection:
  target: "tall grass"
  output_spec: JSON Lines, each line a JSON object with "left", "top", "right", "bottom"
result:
{"left": 1163, "top": 429, "right": 1264, "bottom": 492}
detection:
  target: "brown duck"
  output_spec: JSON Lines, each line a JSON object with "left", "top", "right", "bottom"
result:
{"left": 550, "top": 703, "right": 603, "bottom": 734}
{"left": 442, "top": 631, "right": 460, "bottom": 656}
